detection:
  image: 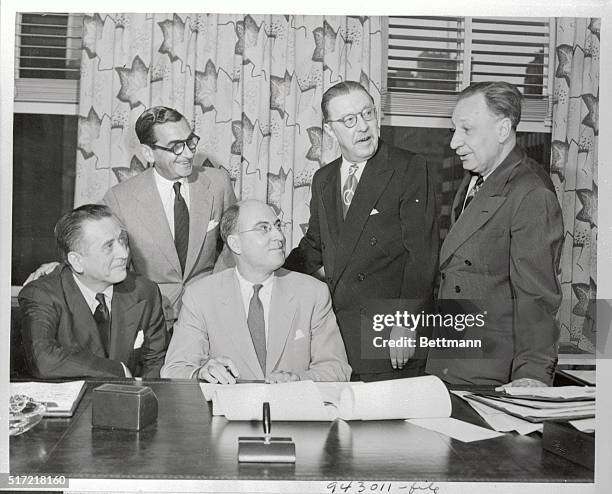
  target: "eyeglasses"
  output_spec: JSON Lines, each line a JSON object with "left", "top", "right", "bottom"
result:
{"left": 236, "top": 219, "right": 284, "bottom": 235}
{"left": 151, "top": 133, "right": 200, "bottom": 156}
{"left": 326, "top": 107, "right": 377, "bottom": 128}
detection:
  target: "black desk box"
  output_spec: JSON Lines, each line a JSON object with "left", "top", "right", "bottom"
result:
{"left": 92, "top": 383, "right": 158, "bottom": 431}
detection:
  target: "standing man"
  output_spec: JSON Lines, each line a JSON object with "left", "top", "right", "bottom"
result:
{"left": 102, "top": 107, "right": 236, "bottom": 326}
{"left": 285, "top": 81, "right": 438, "bottom": 382}
{"left": 19, "top": 205, "right": 167, "bottom": 378}
{"left": 426, "top": 81, "right": 563, "bottom": 387}
{"left": 26, "top": 107, "right": 236, "bottom": 328}
{"left": 161, "top": 200, "right": 351, "bottom": 383}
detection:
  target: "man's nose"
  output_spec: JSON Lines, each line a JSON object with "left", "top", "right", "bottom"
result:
{"left": 450, "top": 130, "right": 461, "bottom": 150}
{"left": 355, "top": 113, "right": 370, "bottom": 131}
{"left": 115, "top": 241, "right": 129, "bottom": 258}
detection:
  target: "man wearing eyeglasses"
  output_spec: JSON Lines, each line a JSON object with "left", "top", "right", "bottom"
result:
{"left": 101, "top": 107, "right": 236, "bottom": 327}
{"left": 161, "top": 199, "right": 351, "bottom": 383}
{"left": 285, "top": 81, "right": 438, "bottom": 382}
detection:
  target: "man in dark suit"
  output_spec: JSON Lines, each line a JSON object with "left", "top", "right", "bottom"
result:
{"left": 425, "top": 81, "right": 563, "bottom": 387}
{"left": 19, "top": 204, "right": 167, "bottom": 378}
{"left": 285, "top": 81, "right": 438, "bottom": 381}
{"left": 26, "top": 107, "right": 236, "bottom": 327}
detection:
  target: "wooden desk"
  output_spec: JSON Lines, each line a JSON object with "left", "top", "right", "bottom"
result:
{"left": 10, "top": 380, "right": 594, "bottom": 481}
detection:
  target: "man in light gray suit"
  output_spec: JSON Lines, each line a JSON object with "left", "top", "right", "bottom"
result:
{"left": 425, "top": 82, "right": 563, "bottom": 387}
{"left": 161, "top": 199, "right": 351, "bottom": 383}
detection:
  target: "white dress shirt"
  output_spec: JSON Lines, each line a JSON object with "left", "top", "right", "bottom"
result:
{"left": 153, "top": 170, "right": 190, "bottom": 238}
{"left": 235, "top": 268, "right": 274, "bottom": 344}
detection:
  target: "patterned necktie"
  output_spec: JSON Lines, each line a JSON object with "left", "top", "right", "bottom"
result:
{"left": 93, "top": 293, "right": 110, "bottom": 354}
{"left": 460, "top": 174, "right": 484, "bottom": 217}
{"left": 247, "top": 284, "right": 266, "bottom": 373}
{"left": 342, "top": 163, "right": 359, "bottom": 219}
{"left": 173, "top": 181, "right": 189, "bottom": 274}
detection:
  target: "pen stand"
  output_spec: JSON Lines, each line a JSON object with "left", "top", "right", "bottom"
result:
{"left": 238, "top": 402, "right": 296, "bottom": 463}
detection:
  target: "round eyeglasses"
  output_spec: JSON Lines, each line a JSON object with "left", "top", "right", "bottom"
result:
{"left": 326, "top": 107, "right": 377, "bottom": 128}
{"left": 151, "top": 133, "right": 200, "bottom": 156}
{"left": 236, "top": 219, "right": 284, "bottom": 235}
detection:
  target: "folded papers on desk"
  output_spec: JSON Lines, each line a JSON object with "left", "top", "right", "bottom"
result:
{"left": 10, "top": 381, "right": 86, "bottom": 417}
{"left": 201, "top": 375, "right": 452, "bottom": 421}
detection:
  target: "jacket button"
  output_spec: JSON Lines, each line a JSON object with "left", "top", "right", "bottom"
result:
{"left": 455, "top": 285, "right": 461, "bottom": 293}
{"left": 369, "top": 236, "right": 377, "bottom": 246}
{"left": 441, "top": 272, "right": 446, "bottom": 280}
{"left": 358, "top": 273, "right": 366, "bottom": 281}
{"left": 322, "top": 242, "right": 326, "bottom": 250}
{"left": 327, "top": 276, "right": 333, "bottom": 284}
{"left": 465, "top": 259, "right": 472, "bottom": 266}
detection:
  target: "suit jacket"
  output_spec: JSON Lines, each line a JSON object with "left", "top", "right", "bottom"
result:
{"left": 161, "top": 268, "right": 351, "bottom": 381}
{"left": 19, "top": 265, "right": 167, "bottom": 379}
{"left": 103, "top": 166, "right": 236, "bottom": 323}
{"left": 426, "top": 145, "right": 563, "bottom": 385}
{"left": 285, "top": 140, "right": 438, "bottom": 374}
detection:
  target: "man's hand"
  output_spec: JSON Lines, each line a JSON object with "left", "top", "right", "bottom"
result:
{"left": 266, "top": 371, "right": 300, "bottom": 384}
{"left": 23, "top": 262, "right": 60, "bottom": 286}
{"left": 389, "top": 326, "right": 415, "bottom": 370}
{"left": 495, "top": 378, "right": 547, "bottom": 391}
{"left": 197, "top": 357, "right": 240, "bottom": 384}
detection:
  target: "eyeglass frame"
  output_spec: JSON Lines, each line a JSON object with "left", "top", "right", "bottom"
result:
{"left": 325, "top": 106, "right": 377, "bottom": 128}
{"left": 235, "top": 219, "right": 285, "bottom": 235}
{"left": 150, "top": 133, "right": 200, "bottom": 156}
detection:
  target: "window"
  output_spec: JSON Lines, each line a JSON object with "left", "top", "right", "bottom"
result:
{"left": 383, "top": 16, "right": 553, "bottom": 132}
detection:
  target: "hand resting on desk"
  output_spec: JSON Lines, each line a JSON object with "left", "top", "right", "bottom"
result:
{"left": 198, "top": 357, "right": 240, "bottom": 384}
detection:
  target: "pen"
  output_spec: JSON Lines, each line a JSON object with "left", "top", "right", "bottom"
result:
{"left": 263, "top": 401, "right": 271, "bottom": 444}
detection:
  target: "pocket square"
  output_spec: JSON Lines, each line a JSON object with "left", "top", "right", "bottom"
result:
{"left": 294, "top": 329, "right": 306, "bottom": 341}
{"left": 370, "top": 208, "right": 380, "bottom": 216}
{"left": 207, "top": 220, "right": 219, "bottom": 232}
{"left": 133, "top": 330, "right": 144, "bottom": 349}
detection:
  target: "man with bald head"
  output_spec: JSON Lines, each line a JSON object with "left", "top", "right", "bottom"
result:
{"left": 161, "top": 199, "right": 351, "bottom": 383}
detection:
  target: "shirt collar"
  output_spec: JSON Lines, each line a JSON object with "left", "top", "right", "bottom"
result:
{"left": 72, "top": 273, "right": 114, "bottom": 313}
{"left": 234, "top": 267, "right": 275, "bottom": 292}
{"left": 153, "top": 168, "right": 187, "bottom": 190}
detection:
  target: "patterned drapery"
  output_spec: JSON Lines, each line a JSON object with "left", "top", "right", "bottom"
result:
{"left": 74, "top": 13, "right": 383, "bottom": 248}
{"left": 550, "top": 18, "right": 599, "bottom": 353}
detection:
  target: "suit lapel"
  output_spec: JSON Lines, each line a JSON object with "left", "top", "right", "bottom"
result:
{"left": 266, "top": 272, "right": 296, "bottom": 374}
{"left": 440, "top": 147, "right": 524, "bottom": 266}
{"left": 319, "top": 159, "right": 343, "bottom": 244}
{"left": 133, "top": 169, "right": 182, "bottom": 276}
{"left": 185, "top": 169, "right": 213, "bottom": 278}
{"left": 333, "top": 143, "right": 393, "bottom": 284}
{"left": 451, "top": 173, "right": 472, "bottom": 226}
{"left": 108, "top": 280, "right": 142, "bottom": 362}
{"left": 218, "top": 270, "right": 264, "bottom": 379}
{"left": 61, "top": 267, "right": 106, "bottom": 356}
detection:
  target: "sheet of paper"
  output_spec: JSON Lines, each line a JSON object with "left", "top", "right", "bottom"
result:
{"left": 407, "top": 417, "right": 504, "bottom": 442}
{"left": 563, "top": 370, "right": 596, "bottom": 385}
{"left": 472, "top": 395, "right": 595, "bottom": 419}
{"left": 502, "top": 386, "right": 595, "bottom": 400}
{"left": 10, "top": 381, "right": 86, "bottom": 415}
{"left": 338, "top": 375, "right": 451, "bottom": 420}
{"left": 570, "top": 418, "right": 596, "bottom": 433}
{"left": 451, "top": 391, "right": 543, "bottom": 435}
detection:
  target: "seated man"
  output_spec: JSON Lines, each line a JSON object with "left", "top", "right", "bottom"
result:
{"left": 161, "top": 199, "right": 351, "bottom": 383}
{"left": 19, "top": 204, "right": 168, "bottom": 378}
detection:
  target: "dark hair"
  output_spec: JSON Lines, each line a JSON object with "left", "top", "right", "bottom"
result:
{"left": 135, "top": 106, "right": 186, "bottom": 146}
{"left": 458, "top": 81, "right": 523, "bottom": 130}
{"left": 220, "top": 203, "right": 242, "bottom": 243}
{"left": 321, "top": 81, "right": 375, "bottom": 121}
{"left": 54, "top": 204, "right": 114, "bottom": 263}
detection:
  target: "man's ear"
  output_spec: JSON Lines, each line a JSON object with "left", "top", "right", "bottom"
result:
{"left": 323, "top": 122, "right": 337, "bottom": 141}
{"left": 226, "top": 234, "right": 241, "bottom": 255}
{"left": 141, "top": 144, "right": 155, "bottom": 164}
{"left": 67, "top": 251, "right": 83, "bottom": 274}
{"left": 497, "top": 117, "right": 512, "bottom": 143}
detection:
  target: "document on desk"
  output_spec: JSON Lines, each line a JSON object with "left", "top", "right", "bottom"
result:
{"left": 407, "top": 417, "right": 505, "bottom": 442}
{"left": 200, "top": 375, "right": 452, "bottom": 421}
{"left": 10, "top": 380, "right": 86, "bottom": 417}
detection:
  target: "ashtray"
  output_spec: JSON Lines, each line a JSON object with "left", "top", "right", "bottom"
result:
{"left": 9, "top": 395, "right": 46, "bottom": 437}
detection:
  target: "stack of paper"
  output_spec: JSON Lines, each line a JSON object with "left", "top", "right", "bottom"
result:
{"left": 462, "top": 386, "right": 595, "bottom": 424}
{"left": 201, "top": 375, "right": 452, "bottom": 421}
{"left": 10, "top": 381, "right": 86, "bottom": 417}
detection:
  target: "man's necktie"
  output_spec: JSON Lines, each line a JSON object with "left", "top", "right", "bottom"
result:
{"left": 173, "top": 181, "right": 189, "bottom": 274}
{"left": 457, "top": 174, "right": 484, "bottom": 219}
{"left": 247, "top": 284, "right": 266, "bottom": 373}
{"left": 342, "top": 163, "right": 359, "bottom": 219}
{"left": 93, "top": 293, "right": 110, "bottom": 354}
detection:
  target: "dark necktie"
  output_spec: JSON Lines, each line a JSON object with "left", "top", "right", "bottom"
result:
{"left": 456, "top": 174, "right": 484, "bottom": 220}
{"left": 93, "top": 293, "right": 110, "bottom": 354}
{"left": 173, "top": 181, "right": 189, "bottom": 274}
{"left": 247, "top": 284, "right": 266, "bottom": 373}
{"left": 342, "top": 163, "right": 359, "bottom": 219}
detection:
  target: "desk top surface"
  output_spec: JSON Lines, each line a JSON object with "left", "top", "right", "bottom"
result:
{"left": 9, "top": 380, "right": 594, "bottom": 482}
